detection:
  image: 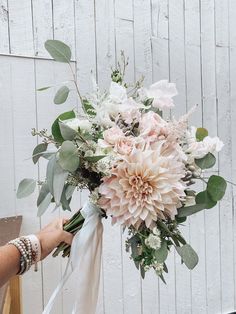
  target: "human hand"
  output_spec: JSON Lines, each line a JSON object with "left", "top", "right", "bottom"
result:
{"left": 36, "top": 218, "right": 73, "bottom": 260}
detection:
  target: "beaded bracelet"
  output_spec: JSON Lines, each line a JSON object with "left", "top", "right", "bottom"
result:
{"left": 8, "top": 235, "right": 41, "bottom": 275}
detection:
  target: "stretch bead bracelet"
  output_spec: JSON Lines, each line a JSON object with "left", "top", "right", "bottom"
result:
{"left": 8, "top": 235, "right": 41, "bottom": 275}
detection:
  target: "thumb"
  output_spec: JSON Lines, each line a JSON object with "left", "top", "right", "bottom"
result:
{"left": 61, "top": 230, "right": 73, "bottom": 245}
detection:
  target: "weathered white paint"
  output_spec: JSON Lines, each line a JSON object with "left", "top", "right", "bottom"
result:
{"left": 0, "top": 1, "right": 235, "bottom": 313}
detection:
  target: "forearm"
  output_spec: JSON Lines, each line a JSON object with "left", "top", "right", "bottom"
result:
{"left": 0, "top": 244, "right": 21, "bottom": 287}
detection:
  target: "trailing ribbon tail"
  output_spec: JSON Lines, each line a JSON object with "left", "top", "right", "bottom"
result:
{"left": 43, "top": 201, "right": 103, "bottom": 314}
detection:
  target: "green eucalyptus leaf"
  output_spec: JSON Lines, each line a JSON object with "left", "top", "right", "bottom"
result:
{"left": 37, "top": 86, "right": 52, "bottom": 91}
{"left": 51, "top": 110, "right": 76, "bottom": 143}
{"left": 32, "top": 143, "right": 48, "bottom": 164}
{"left": 60, "top": 186, "right": 72, "bottom": 211}
{"left": 46, "top": 154, "right": 57, "bottom": 195}
{"left": 54, "top": 86, "right": 70, "bottom": 104}
{"left": 37, "top": 182, "right": 50, "bottom": 207}
{"left": 53, "top": 162, "right": 68, "bottom": 206}
{"left": 65, "top": 185, "right": 76, "bottom": 200}
{"left": 59, "top": 120, "right": 77, "bottom": 141}
{"left": 129, "top": 234, "right": 141, "bottom": 270}
{"left": 45, "top": 40, "right": 71, "bottom": 63}
{"left": 58, "top": 141, "right": 80, "bottom": 172}
{"left": 83, "top": 155, "right": 106, "bottom": 162}
{"left": 175, "top": 216, "right": 187, "bottom": 223}
{"left": 207, "top": 175, "right": 227, "bottom": 201}
{"left": 175, "top": 244, "right": 199, "bottom": 270}
{"left": 177, "top": 203, "right": 206, "bottom": 218}
{"left": 37, "top": 184, "right": 51, "bottom": 217}
{"left": 195, "top": 152, "right": 216, "bottom": 169}
{"left": 196, "top": 127, "right": 208, "bottom": 141}
{"left": 195, "top": 190, "right": 217, "bottom": 209}
{"left": 37, "top": 194, "right": 51, "bottom": 217}
{"left": 154, "top": 240, "right": 168, "bottom": 263}
{"left": 17, "top": 178, "right": 36, "bottom": 199}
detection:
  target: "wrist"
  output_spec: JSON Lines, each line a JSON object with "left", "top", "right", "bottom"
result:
{"left": 8, "top": 234, "right": 41, "bottom": 275}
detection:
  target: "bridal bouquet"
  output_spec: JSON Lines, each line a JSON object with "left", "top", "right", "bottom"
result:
{"left": 17, "top": 40, "right": 227, "bottom": 283}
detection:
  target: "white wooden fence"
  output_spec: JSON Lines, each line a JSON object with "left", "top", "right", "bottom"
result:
{"left": 0, "top": 1, "right": 235, "bottom": 313}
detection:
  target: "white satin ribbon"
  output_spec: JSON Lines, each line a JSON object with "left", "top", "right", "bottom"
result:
{"left": 43, "top": 201, "right": 103, "bottom": 314}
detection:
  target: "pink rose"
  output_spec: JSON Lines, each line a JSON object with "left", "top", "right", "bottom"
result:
{"left": 139, "top": 111, "right": 168, "bottom": 142}
{"left": 115, "top": 137, "right": 135, "bottom": 155}
{"left": 103, "top": 126, "right": 124, "bottom": 145}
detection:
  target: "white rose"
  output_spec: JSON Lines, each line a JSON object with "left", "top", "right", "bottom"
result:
{"left": 64, "top": 118, "right": 92, "bottom": 132}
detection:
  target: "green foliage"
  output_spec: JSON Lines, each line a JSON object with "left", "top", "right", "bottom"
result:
{"left": 37, "top": 183, "right": 51, "bottom": 217}
{"left": 177, "top": 203, "right": 206, "bottom": 218}
{"left": 128, "top": 234, "right": 141, "bottom": 270}
{"left": 59, "top": 121, "right": 77, "bottom": 141}
{"left": 207, "top": 175, "right": 227, "bottom": 201}
{"left": 17, "top": 178, "right": 36, "bottom": 199}
{"left": 83, "top": 155, "right": 106, "bottom": 162}
{"left": 46, "top": 154, "right": 68, "bottom": 206}
{"left": 58, "top": 141, "right": 80, "bottom": 172}
{"left": 32, "top": 143, "right": 48, "bottom": 164}
{"left": 195, "top": 190, "right": 217, "bottom": 209}
{"left": 196, "top": 127, "right": 208, "bottom": 141}
{"left": 195, "top": 152, "right": 216, "bottom": 169}
{"left": 37, "top": 86, "right": 52, "bottom": 91}
{"left": 45, "top": 40, "right": 71, "bottom": 63}
{"left": 143, "top": 98, "right": 154, "bottom": 107}
{"left": 154, "top": 239, "right": 168, "bottom": 263}
{"left": 175, "top": 244, "right": 199, "bottom": 270}
{"left": 82, "top": 99, "right": 96, "bottom": 117}
{"left": 51, "top": 110, "right": 76, "bottom": 143}
{"left": 54, "top": 86, "right": 70, "bottom": 104}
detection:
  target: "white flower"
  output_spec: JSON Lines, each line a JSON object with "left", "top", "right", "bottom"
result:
{"left": 186, "top": 126, "right": 224, "bottom": 160}
{"left": 153, "top": 262, "right": 164, "bottom": 276}
{"left": 90, "top": 81, "right": 142, "bottom": 127}
{"left": 141, "top": 80, "right": 178, "bottom": 109}
{"left": 109, "top": 82, "right": 127, "bottom": 103}
{"left": 145, "top": 234, "right": 161, "bottom": 250}
{"left": 152, "top": 227, "right": 160, "bottom": 236}
{"left": 64, "top": 118, "right": 92, "bottom": 132}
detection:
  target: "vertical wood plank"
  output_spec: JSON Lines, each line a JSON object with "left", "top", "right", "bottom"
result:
{"left": 0, "top": 56, "right": 16, "bottom": 218}
{"left": 151, "top": 2, "right": 177, "bottom": 314}
{"left": 133, "top": 0, "right": 152, "bottom": 85}
{"left": 74, "top": 0, "right": 97, "bottom": 94}
{"left": 7, "top": 0, "right": 34, "bottom": 55}
{"left": 95, "top": 1, "right": 116, "bottom": 312}
{"left": 200, "top": 1, "right": 222, "bottom": 312}
{"left": 184, "top": 1, "right": 207, "bottom": 313}
{"left": 31, "top": 0, "right": 53, "bottom": 57}
{"left": 229, "top": 0, "right": 236, "bottom": 309}
{"left": 169, "top": 1, "right": 192, "bottom": 313}
{"left": 8, "top": 56, "right": 43, "bottom": 314}
{"left": 215, "top": 0, "right": 234, "bottom": 313}
{"left": 0, "top": 0, "right": 10, "bottom": 53}
{"left": 52, "top": 0, "right": 76, "bottom": 60}
{"left": 151, "top": 0, "right": 169, "bottom": 83}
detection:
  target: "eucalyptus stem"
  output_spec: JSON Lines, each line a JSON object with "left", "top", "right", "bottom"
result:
{"left": 68, "top": 62, "right": 83, "bottom": 104}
